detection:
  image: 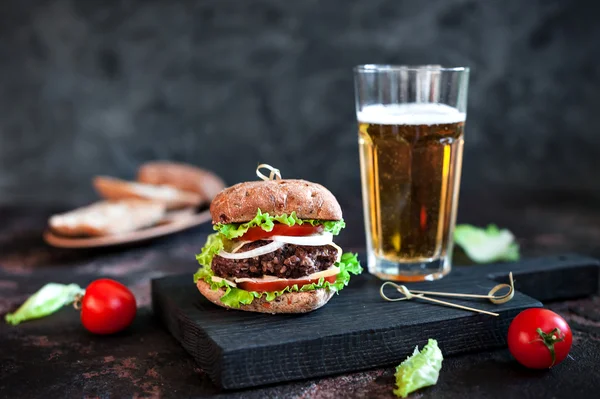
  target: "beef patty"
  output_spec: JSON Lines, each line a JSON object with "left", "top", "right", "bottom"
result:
{"left": 212, "top": 240, "right": 339, "bottom": 279}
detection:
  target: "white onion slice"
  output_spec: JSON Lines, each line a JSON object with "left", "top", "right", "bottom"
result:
{"left": 217, "top": 240, "right": 284, "bottom": 260}
{"left": 271, "top": 232, "right": 333, "bottom": 246}
{"left": 329, "top": 242, "right": 343, "bottom": 263}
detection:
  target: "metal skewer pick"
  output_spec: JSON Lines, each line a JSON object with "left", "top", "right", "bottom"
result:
{"left": 379, "top": 272, "right": 515, "bottom": 317}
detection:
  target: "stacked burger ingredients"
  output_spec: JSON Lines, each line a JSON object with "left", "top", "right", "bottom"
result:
{"left": 194, "top": 168, "right": 362, "bottom": 314}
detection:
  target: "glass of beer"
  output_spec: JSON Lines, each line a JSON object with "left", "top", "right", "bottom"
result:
{"left": 354, "top": 65, "right": 469, "bottom": 281}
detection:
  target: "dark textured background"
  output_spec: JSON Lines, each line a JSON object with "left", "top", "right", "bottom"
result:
{"left": 0, "top": 0, "right": 598, "bottom": 205}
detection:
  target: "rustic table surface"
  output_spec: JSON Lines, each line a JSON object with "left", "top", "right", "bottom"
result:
{"left": 1, "top": 191, "right": 600, "bottom": 399}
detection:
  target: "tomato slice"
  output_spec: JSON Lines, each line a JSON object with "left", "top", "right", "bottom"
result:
{"left": 239, "top": 224, "right": 323, "bottom": 241}
{"left": 237, "top": 274, "right": 337, "bottom": 292}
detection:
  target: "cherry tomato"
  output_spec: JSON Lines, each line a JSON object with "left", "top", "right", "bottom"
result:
{"left": 81, "top": 279, "right": 137, "bottom": 335}
{"left": 507, "top": 308, "right": 572, "bottom": 369}
{"left": 237, "top": 274, "right": 337, "bottom": 292}
{"left": 239, "top": 224, "right": 323, "bottom": 241}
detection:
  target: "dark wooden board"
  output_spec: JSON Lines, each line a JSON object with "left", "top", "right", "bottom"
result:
{"left": 151, "top": 254, "right": 600, "bottom": 390}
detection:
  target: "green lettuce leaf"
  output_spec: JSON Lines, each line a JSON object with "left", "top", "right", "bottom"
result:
{"left": 5, "top": 283, "right": 85, "bottom": 325}
{"left": 193, "top": 252, "right": 362, "bottom": 309}
{"left": 394, "top": 339, "right": 443, "bottom": 398}
{"left": 195, "top": 233, "right": 225, "bottom": 267}
{"left": 454, "top": 224, "right": 520, "bottom": 263}
{"left": 215, "top": 209, "right": 346, "bottom": 239}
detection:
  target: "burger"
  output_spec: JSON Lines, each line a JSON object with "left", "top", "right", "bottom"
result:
{"left": 193, "top": 172, "right": 362, "bottom": 314}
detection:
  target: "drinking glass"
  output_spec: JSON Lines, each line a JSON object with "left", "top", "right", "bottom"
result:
{"left": 354, "top": 65, "right": 470, "bottom": 281}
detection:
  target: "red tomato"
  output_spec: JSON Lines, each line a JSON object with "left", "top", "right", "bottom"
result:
{"left": 237, "top": 274, "right": 337, "bottom": 292}
{"left": 81, "top": 279, "right": 137, "bottom": 335}
{"left": 507, "top": 308, "right": 572, "bottom": 369}
{"left": 240, "top": 224, "right": 323, "bottom": 241}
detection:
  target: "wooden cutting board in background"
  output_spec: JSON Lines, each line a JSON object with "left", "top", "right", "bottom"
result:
{"left": 151, "top": 254, "right": 600, "bottom": 390}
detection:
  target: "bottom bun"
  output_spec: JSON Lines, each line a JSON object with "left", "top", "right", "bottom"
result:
{"left": 196, "top": 280, "right": 334, "bottom": 314}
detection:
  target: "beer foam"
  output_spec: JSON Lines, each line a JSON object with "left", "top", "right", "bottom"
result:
{"left": 357, "top": 103, "right": 466, "bottom": 125}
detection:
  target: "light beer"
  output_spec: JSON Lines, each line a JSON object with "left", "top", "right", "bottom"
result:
{"left": 358, "top": 103, "right": 465, "bottom": 281}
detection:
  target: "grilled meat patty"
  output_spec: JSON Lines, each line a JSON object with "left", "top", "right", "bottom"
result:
{"left": 212, "top": 240, "right": 339, "bottom": 279}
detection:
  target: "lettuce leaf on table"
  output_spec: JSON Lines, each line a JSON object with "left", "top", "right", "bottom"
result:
{"left": 394, "top": 339, "right": 444, "bottom": 398}
{"left": 215, "top": 209, "right": 346, "bottom": 239}
{"left": 5, "top": 283, "right": 85, "bottom": 325}
{"left": 454, "top": 224, "right": 519, "bottom": 263}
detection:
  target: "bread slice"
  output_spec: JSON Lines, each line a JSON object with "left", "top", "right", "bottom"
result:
{"left": 49, "top": 200, "right": 166, "bottom": 237}
{"left": 94, "top": 176, "right": 202, "bottom": 210}
{"left": 196, "top": 280, "right": 334, "bottom": 314}
{"left": 210, "top": 179, "right": 342, "bottom": 224}
{"left": 137, "top": 161, "right": 225, "bottom": 203}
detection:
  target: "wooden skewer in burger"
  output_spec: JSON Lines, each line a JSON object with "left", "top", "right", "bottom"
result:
{"left": 194, "top": 164, "right": 362, "bottom": 314}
